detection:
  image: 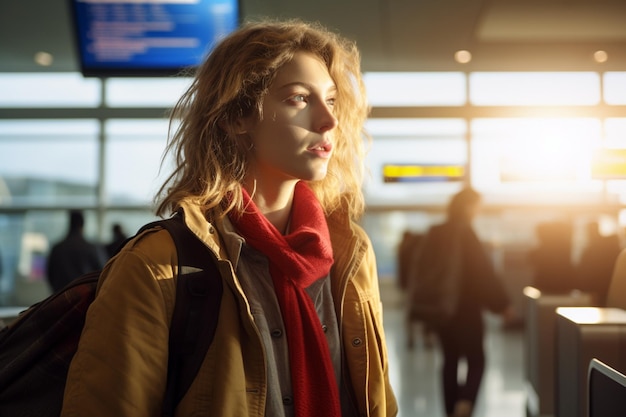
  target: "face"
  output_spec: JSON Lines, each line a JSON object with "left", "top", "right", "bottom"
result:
{"left": 241, "top": 51, "right": 338, "bottom": 188}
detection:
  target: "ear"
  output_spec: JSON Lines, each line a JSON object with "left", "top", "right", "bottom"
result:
{"left": 233, "top": 117, "right": 249, "bottom": 135}
{"left": 218, "top": 116, "right": 249, "bottom": 135}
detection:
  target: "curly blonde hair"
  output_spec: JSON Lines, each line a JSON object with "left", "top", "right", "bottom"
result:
{"left": 155, "top": 19, "right": 370, "bottom": 220}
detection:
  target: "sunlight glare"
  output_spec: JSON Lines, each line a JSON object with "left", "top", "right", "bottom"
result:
{"left": 557, "top": 307, "right": 626, "bottom": 324}
{"left": 497, "top": 119, "right": 595, "bottom": 188}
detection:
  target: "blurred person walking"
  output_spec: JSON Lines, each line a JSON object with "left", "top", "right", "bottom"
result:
{"left": 46, "top": 210, "right": 105, "bottom": 293}
{"left": 576, "top": 221, "right": 622, "bottom": 304}
{"left": 528, "top": 220, "right": 576, "bottom": 294}
{"left": 409, "top": 187, "right": 513, "bottom": 417}
{"left": 104, "top": 223, "right": 128, "bottom": 259}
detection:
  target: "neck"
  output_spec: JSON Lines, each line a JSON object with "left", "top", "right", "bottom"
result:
{"left": 244, "top": 178, "right": 297, "bottom": 234}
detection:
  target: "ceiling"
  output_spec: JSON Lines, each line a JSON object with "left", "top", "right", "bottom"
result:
{"left": 2, "top": 0, "right": 626, "bottom": 74}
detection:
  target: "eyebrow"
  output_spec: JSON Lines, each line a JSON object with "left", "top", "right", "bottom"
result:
{"left": 276, "top": 81, "right": 337, "bottom": 94}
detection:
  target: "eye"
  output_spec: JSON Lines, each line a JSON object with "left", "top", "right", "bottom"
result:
{"left": 288, "top": 94, "right": 308, "bottom": 104}
{"left": 326, "top": 97, "right": 336, "bottom": 108}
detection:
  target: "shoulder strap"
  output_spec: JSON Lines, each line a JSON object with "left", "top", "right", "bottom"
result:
{"left": 158, "top": 213, "right": 223, "bottom": 417}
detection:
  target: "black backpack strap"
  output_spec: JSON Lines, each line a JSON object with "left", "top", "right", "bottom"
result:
{"left": 158, "top": 213, "right": 223, "bottom": 417}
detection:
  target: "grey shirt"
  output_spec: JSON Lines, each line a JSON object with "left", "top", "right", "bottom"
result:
{"left": 217, "top": 217, "right": 348, "bottom": 417}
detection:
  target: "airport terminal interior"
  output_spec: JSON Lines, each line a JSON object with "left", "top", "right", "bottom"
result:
{"left": 3, "top": 1, "right": 626, "bottom": 416}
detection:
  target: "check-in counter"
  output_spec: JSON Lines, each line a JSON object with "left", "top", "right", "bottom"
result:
{"left": 555, "top": 307, "right": 626, "bottom": 417}
{"left": 523, "top": 287, "right": 596, "bottom": 417}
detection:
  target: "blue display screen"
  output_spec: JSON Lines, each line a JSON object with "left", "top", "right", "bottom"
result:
{"left": 70, "top": 0, "right": 240, "bottom": 77}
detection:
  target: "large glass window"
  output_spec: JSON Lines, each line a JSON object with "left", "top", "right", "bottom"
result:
{"left": 470, "top": 72, "right": 600, "bottom": 105}
{"left": 0, "top": 120, "right": 100, "bottom": 206}
{"left": 471, "top": 117, "right": 603, "bottom": 203}
{"left": 104, "top": 119, "right": 171, "bottom": 206}
{"left": 0, "top": 73, "right": 101, "bottom": 108}
{"left": 105, "top": 77, "right": 192, "bottom": 107}
{"left": 364, "top": 118, "right": 467, "bottom": 206}
{"left": 364, "top": 72, "right": 466, "bottom": 106}
{"left": 604, "top": 118, "right": 626, "bottom": 203}
{"left": 604, "top": 72, "right": 626, "bottom": 105}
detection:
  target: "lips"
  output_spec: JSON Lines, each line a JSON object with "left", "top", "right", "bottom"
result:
{"left": 308, "top": 141, "right": 332, "bottom": 152}
{"left": 307, "top": 141, "right": 333, "bottom": 158}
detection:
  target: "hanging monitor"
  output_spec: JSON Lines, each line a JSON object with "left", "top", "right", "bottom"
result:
{"left": 68, "top": 0, "right": 241, "bottom": 77}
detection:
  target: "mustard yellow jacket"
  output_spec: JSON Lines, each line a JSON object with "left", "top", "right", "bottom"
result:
{"left": 61, "top": 200, "right": 398, "bottom": 417}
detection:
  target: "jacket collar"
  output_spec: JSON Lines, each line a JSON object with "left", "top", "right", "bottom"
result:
{"left": 176, "top": 197, "right": 367, "bottom": 292}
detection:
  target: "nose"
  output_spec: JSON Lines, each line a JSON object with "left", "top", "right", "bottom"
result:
{"left": 315, "top": 102, "right": 338, "bottom": 133}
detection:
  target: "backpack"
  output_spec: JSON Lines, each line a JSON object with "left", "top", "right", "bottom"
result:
{"left": 0, "top": 213, "right": 223, "bottom": 417}
{"left": 407, "top": 222, "right": 463, "bottom": 327}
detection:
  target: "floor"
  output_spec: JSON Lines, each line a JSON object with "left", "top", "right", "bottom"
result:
{"left": 383, "top": 301, "right": 526, "bottom": 417}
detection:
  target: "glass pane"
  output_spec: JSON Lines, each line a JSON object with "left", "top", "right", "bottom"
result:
{"left": 364, "top": 72, "right": 466, "bottom": 106}
{"left": 471, "top": 118, "right": 603, "bottom": 203}
{"left": 604, "top": 118, "right": 626, "bottom": 202}
{"left": 604, "top": 72, "right": 626, "bottom": 105}
{"left": 104, "top": 119, "right": 172, "bottom": 205}
{"left": 0, "top": 209, "right": 105, "bottom": 306}
{"left": 0, "top": 213, "right": 24, "bottom": 303}
{"left": 105, "top": 77, "right": 193, "bottom": 107}
{"left": 470, "top": 72, "right": 600, "bottom": 105}
{"left": 605, "top": 118, "right": 626, "bottom": 141}
{"left": 0, "top": 120, "right": 100, "bottom": 206}
{"left": 366, "top": 118, "right": 467, "bottom": 136}
{"left": 0, "top": 73, "right": 101, "bottom": 108}
{"left": 364, "top": 118, "right": 467, "bottom": 207}
{"left": 102, "top": 210, "right": 161, "bottom": 244}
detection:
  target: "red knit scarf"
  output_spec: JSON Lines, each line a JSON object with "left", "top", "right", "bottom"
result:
{"left": 228, "top": 181, "right": 341, "bottom": 417}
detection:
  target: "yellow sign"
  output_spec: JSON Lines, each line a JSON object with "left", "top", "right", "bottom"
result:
{"left": 383, "top": 164, "right": 465, "bottom": 182}
{"left": 592, "top": 149, "right": 626, "bottom": 179}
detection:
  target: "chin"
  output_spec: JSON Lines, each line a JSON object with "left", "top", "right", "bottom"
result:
{"left": 309, "top": 170, "right": 329, "bottom": 182}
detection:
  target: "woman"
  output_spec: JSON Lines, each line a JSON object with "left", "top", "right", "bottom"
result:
{"left": 61, "top": 19, "right": 397, "bottom": 417}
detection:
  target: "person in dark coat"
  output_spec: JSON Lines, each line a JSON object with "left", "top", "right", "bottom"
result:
{"left": 105, "top": 223, "right": 128, "bottom": 259}
{"left": 528, "top": 220, "right": 576, "bottom": 294}
{"left": 413, "top": 188, "right": 514, "bottom": 417}
{"left": 397, "top": 230, "right": 423, "bottom": 291}
{"left": 46, "top": 210, "right": 105, "bottom": 292}
{"left": 576, "top": 221, "right": 622, "bottom": 305}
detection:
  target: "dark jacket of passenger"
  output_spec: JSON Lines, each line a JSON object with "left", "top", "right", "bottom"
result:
{"left": 46, "top": 233, "right": 104, "bottom": 292}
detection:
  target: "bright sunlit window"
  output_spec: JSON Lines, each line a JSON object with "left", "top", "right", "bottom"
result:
{"left": 363, "top": 118, "right": 467, "bottom": 206}
{"left": 603, "top": 118, "right": 626, "bottom": 203}
{"left": 0, "top": 73, "right": 101, "bottom": 108}
{"left": 604, "top": 72, "right": 626, "bottom": 105}
{"left": 0, "top": 119, "right": 101, "bottom": 205}
{"left": 105, "top": 119, "right": 172, "bottom": 205}
{"left": 105, "top": 77, "right": 193, "bottom": 107}
{"left": 1, "top": 71, "right": 625, "bottom": 207}
{"left": 363, "top": 72, "right": 466, "bottom": 106}
{"left": 470, "top": 72, "right": 601, "bottom": 106}
{"left": 471, "top": 117, "right": 603, "bottom": 199}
